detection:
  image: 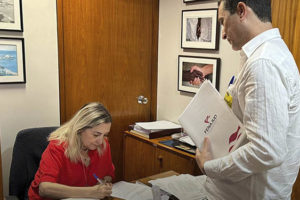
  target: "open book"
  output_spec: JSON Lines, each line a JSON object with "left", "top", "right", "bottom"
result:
{"left": 178, "top": 80, "right": 246, "bottom": 158}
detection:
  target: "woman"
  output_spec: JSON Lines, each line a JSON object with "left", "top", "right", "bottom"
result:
{"left": 28, "top": 102, "right": 115, "bottom": 199}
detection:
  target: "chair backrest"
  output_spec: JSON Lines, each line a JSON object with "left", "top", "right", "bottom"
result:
{"left": 9, "top": 127, "right": 58, "bottom": 200}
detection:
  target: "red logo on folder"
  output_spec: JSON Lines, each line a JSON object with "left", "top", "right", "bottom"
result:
{"left": 204, "top": 115, "right": 210, "bottom": 123}
{"left": 228, "top": 126, "right": 241, "bottom": 152}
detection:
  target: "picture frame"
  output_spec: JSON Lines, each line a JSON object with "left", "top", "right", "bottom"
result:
{"left": 0, "top": 37, "right": 26, "bottom": 84}
{"left": 0, "top": 0, "right": 23, "bottom": 32}
{"left": 178, "top": 55, "right": 220, "bottom": 93}
{"left": 181, "top": 9, "right": 219, "bottom": 50}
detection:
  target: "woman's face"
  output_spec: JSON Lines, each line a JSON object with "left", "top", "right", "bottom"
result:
{"left": 80, "top": 122, "right": 111, "bottom": 150}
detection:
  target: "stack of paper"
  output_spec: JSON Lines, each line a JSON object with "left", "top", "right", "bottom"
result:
{"left": 149, "top": 174, "right": 208, "bottom": 200}
{"left": 178, "top": 135, "right": 196, "bottom": 147}
{"left": 131, "top": 120, "right": 182, "bottom": 139}
{"left": 111, "top": 181, "right": 153, "bottom": 200}
{"left": 178, "top": 80, "right": 246, "bottom": 158}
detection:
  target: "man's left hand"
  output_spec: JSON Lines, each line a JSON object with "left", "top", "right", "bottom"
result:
{"left": 195, "top": 137, "right": 213, "bottom": 175}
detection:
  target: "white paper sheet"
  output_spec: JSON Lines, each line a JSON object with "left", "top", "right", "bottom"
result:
{"left": 135, "top": 120, "right": 182, "bottom": 130}
{"left": 179, "top": 135, "right": 196, "bottom": 146}
{"left": 111, "top": 181, "right": 153, "bottom": 200}
{"left": 149, "top": 174, "right": 208, "bottom": 200}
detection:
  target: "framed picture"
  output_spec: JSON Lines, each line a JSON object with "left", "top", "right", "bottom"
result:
{"left": 178, "top": 55, "right": 220, "bottom": 93}
{"left": 181, "top": 9, "right": 219, "bottom": 50}
{"left": 0, "top": 0, "right": 23, "bottom": 32}
{"left": 0, "top": 37, "right": 26, "bottom": 84}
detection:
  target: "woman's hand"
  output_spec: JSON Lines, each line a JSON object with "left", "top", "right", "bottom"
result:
{"left": 103, "top": 176, "right": 112, "bottom": 183}
{"left": 90, "top": 183, "right": 112, "bottom": 199}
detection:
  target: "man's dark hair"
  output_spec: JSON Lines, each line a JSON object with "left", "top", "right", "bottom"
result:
{"left": 220, "top": 0, "right": 271, "bottom": 22}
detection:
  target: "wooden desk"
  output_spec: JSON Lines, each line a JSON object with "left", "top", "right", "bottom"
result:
{"left": 123, "top": 131, "right": 201, "bottom": 182}
{"left": 137, "top": 170, "right": 178, "bottom": 186}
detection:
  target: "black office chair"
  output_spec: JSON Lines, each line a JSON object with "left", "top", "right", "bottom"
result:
{"left": 8, "top": 126, "right": 58, "bottom": 200}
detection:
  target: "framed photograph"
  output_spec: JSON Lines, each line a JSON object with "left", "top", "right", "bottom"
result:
{"left": 0, "top": 0, "right": 23, "bottom": 32}
{"left": 178, "top": 55, "right": 220, "bottom": 93}
{"left": 0, "top": 37, "right": 26, "bottom": 84}
{"left": 181, "top": 9, "right": 219, "bottom": 50}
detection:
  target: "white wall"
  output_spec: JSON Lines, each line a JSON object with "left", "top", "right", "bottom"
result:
{"left": 157, "top": 0, "right": 241, "bottom": 122}
{"left": 0, "top": 0, "right": 60, "bottom": 195}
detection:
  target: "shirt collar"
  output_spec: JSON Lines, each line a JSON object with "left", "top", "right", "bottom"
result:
{"left": 241, "top": 28, "right": 281, "bottom": 59}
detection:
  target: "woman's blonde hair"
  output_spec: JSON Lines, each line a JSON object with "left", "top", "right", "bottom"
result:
{"left": 48, "top": 102, "right": 112, "bottom": 163}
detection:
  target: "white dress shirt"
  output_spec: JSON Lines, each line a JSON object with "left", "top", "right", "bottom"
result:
{"left": 203, "top": 28, "right": 300, "bottom": 200}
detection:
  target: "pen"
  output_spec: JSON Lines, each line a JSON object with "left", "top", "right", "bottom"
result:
{"left": 93, "top": 173, "right": 104, "bottom": 184}
{"left": 228, "top": 75, "right": 235, "bottom": 87}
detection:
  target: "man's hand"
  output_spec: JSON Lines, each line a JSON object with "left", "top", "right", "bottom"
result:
{"left": 195, "top": 137, "right": 213, "bottom": 175}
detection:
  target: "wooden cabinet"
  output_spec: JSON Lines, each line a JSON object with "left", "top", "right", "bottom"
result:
{"left": 123, "top": 131, "right": 201, "bottom": 181}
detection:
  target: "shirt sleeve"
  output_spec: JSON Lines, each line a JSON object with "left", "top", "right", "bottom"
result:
{"left": 204, "top": 59, "right": 289, "bottom": 182}
{"left": 39, "top": 141, "right": 65, "bottom": 183}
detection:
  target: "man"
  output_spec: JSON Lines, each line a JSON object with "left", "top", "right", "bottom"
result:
{"left": 195, "top": 0, "right": 300, "bottom": 199}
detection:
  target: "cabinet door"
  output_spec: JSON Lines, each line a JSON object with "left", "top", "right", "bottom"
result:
{"left": 156, "top": 147, "right": 201, "bottom": 175}
{"left": 123, "top": 135, "right": 157, "bottom": 181}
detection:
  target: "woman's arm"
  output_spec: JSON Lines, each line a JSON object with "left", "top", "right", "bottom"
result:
{"left": 39, "top": 182, "right": 112, "bottom": 199}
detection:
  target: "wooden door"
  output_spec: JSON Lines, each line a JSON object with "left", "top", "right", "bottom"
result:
{"left": 57, "top": 0, "right": 158, "bottom": 181}
{"left": 272, "top": 0, "right": 300, "bottom": 70}
{"left": 271, "top": 1, "right": 300, "bottom": 199}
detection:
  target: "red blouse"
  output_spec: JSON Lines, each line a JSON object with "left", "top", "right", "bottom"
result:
{"left": 28, "top": 139, "right": 115, "bottom": 200}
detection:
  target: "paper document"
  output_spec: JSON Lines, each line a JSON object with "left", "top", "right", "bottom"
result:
{"left": 112, "top": 181, "right": 153, "bottom": 200}
{"left": 178, "top": 80, "right": 245, "bottom": 158}
{"left": 135, "top": 120, "right": 181, "bottom": 133}
{"left": 179, "top": 135, "right": 196, "bottom": 147}
{"left": 149, "top": 174, "right": 208, "bottom": 200}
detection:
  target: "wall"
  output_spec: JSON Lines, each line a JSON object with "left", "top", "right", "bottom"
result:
{"left": 0, "top": 0, "right": 241, "bottom": 195}
{"left": 0, "top": 0, "right": 60, "bottom": 195}
{"left": 157, "top": 0, "right": 240, "bottom": 122}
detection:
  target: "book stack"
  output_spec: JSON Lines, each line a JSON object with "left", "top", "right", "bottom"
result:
{"left": 130, "top": 120, "right": 182, "bottom": 139}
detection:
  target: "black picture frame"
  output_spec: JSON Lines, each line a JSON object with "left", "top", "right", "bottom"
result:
{"left": 178, "top": 55, "right": 220, "bottom": 93}
{"left": 181, "top": 9, "right": 219, "bottom": 50}
{"left": 0, "top": 37, "right": 26, "bottom": 84}
{"left": 0, "top": 0, "right": 23, "bottom": 32}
